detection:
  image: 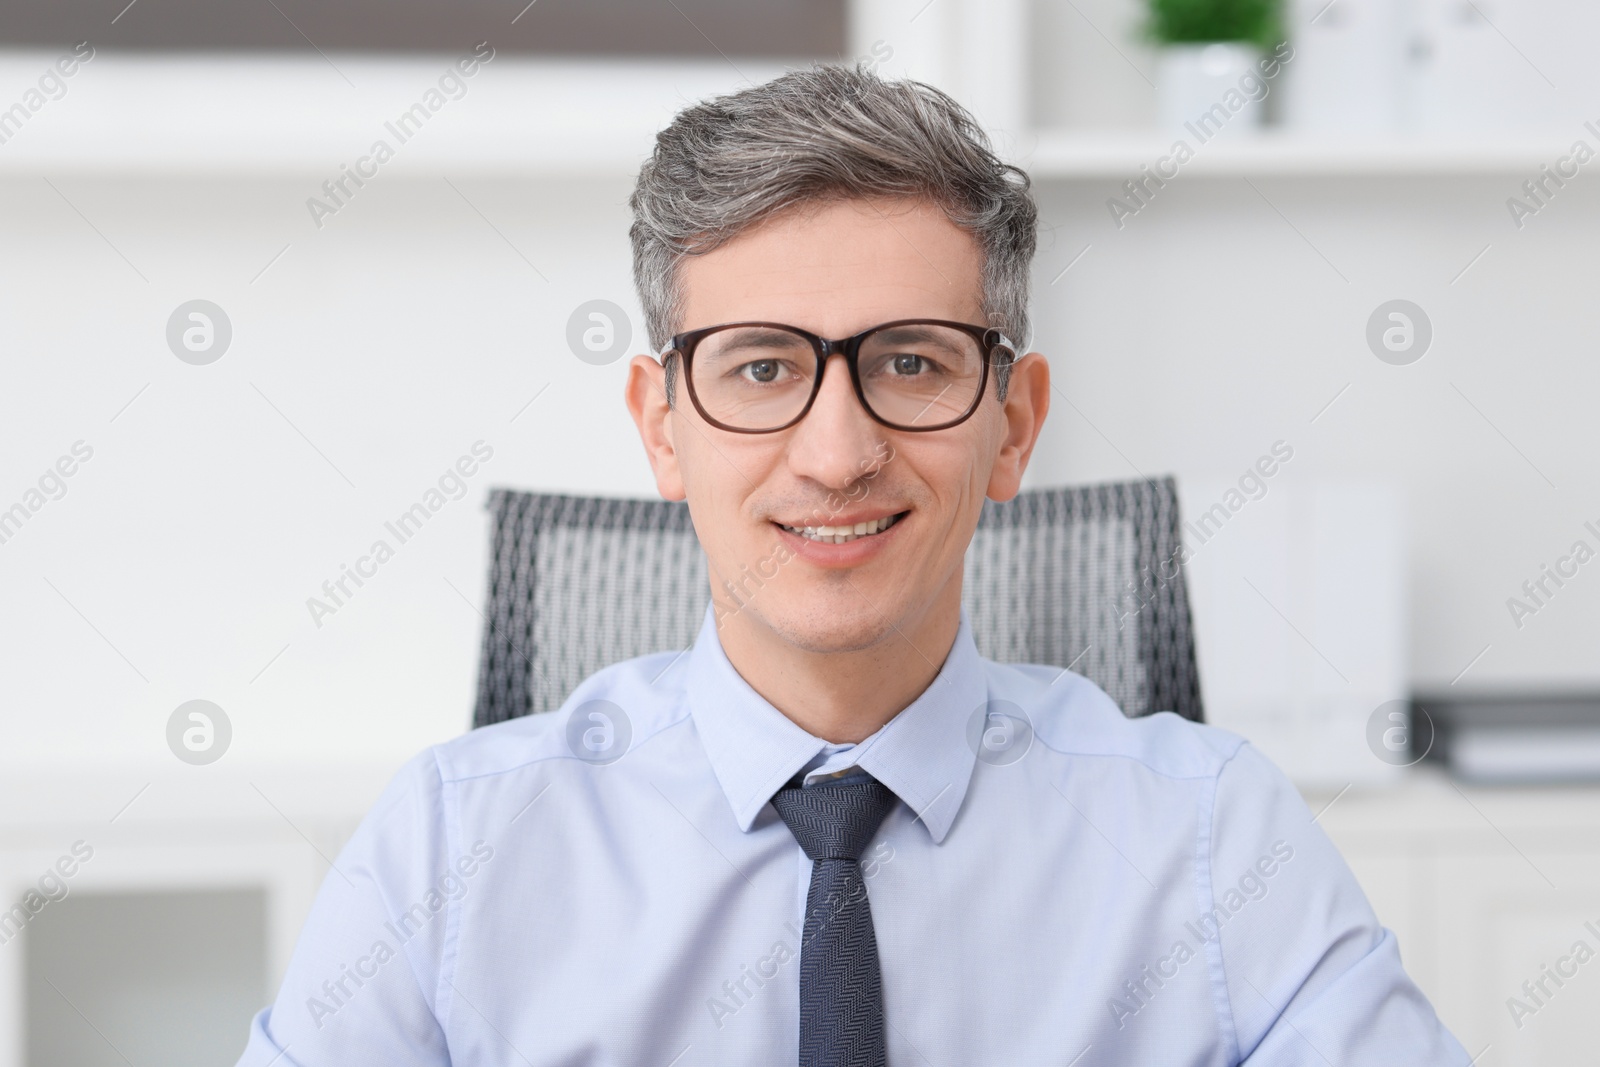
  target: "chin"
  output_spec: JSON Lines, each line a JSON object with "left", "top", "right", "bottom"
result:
{"left": 750, "top": 595, "right": 900, "bottom": 655}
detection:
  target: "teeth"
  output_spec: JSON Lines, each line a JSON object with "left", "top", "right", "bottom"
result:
{"left": 780, "top": 513, "right": 902, "bottom": 543}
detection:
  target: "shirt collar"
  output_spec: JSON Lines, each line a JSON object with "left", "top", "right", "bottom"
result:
{"left": 683, "top": 606, "right": 984, "bottom": 844}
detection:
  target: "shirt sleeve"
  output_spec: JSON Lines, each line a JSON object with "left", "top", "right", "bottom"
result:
{"left": 235, "top": 748, "right": 454, "bottom": 1067}
{"left": 1206, "top": 741, "right": 1471, "bottom": 1065}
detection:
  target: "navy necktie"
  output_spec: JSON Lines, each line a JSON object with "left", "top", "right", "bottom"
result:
{"left": 769, "top": 774, "right": 899, "bottom": 1067}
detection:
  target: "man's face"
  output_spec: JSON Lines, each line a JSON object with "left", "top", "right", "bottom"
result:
{"left": 627, "top": 197, "right": 1047, "bottom": 656}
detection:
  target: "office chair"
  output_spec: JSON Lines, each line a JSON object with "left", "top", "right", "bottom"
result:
{"left": 471, "top": 478, "right": 1203, "bottom": 727}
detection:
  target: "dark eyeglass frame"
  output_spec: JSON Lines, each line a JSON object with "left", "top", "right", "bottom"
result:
{"left": 657, "top": 318, "right": 1017, "bottom": 434}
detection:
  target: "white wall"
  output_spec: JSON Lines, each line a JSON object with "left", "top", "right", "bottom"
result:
{"left": 1027, "top": 173, "right": 1600, "bottom": 693}
{"left": 4, "top": 162, "right": 1599, "bottom": 779}
{"left": 0, "top": 171, "right": 649, "bottom": 774}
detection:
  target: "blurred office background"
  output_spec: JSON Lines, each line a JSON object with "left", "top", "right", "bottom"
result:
{"left": 2, "top": 0, "right": 1598, "bottom": 1062}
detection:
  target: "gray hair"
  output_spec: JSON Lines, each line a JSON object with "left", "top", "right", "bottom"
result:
{"left": 628, "top": 63, "right": 1037, "bottom": 401}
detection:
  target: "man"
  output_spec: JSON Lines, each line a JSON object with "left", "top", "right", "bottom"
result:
{"left": 238, "top": 65, "right": 1468, "bottom": 1065}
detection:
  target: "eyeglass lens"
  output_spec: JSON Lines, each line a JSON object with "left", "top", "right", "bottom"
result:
{"left": 688, "top": 322, "right": 989, "bottom": 430}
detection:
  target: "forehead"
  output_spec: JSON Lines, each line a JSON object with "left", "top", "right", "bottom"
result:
{"left": 675, "top": 197, "right": 985, "bottom": 339}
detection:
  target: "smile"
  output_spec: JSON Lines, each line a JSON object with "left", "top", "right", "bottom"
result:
{"left": 775, "top": 511, "right": 906, "bottom": 544}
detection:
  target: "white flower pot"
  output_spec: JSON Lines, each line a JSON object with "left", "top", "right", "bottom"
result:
{"left": 1156, "top": 42, "right": 1267, "bottom": 138}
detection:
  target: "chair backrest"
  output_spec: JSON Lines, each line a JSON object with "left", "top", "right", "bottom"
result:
{"left": 471, "top": 478, "right": 1203, "bottom": 727}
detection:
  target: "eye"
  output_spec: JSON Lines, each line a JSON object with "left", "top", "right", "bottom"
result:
{"left": 739, "top": 359, "right": 784, "bottom": 383}
{"left": 889, "top": 353, "right": 930, "bottom": 375}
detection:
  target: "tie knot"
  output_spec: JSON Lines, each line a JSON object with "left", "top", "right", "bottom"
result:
{"left": 769, "top": 775, "right": 898, "bottom": 862}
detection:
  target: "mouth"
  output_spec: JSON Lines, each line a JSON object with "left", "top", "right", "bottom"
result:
{"left": 774, "top": 511, "right": 908, "bottom": 545}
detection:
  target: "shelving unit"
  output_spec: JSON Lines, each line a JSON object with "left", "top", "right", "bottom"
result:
{"left": 5, "top": 3, "right": 1596, "bottom": 1061}
{"left": 0, "top": 52, "right": 1570, "bottom": 178}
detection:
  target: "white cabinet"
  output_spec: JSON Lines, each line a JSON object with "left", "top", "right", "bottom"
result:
{"left": 3, "top": 765, "right": 1593, "bottom": 1064}
{"left": 0, "top": 767, "right": 385, "bottom": 1067}
{"left": 1312, "top": 770, "right": 1600, "bottom": 1065}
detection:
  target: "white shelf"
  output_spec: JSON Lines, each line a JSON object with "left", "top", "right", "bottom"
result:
{"left": 1021, "top": 128, "right": 1571, "bottom": 178}
{"left": 0, "top": 51, "right": 780, "bottom": 177}
{"left": 0, "top": 51, "right": 1569, "bottom": 178}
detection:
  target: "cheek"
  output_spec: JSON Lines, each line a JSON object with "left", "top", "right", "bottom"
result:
{"left": 679, "top": 435, "right": 780, "bottom": 540}
{"left": 921, "top": 430, "right": 991, "bottom": 497}
{"left": 897, "top": 443, "right": 986, "bottom": 542}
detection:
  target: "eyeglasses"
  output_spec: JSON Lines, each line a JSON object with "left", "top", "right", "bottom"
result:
{"left": 658, "top": 318, "right": 1016, "bottom": 433}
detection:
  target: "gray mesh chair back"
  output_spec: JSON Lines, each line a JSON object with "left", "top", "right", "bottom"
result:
{"left": 472, "top": 478, "right": 1203, "bottom": 727}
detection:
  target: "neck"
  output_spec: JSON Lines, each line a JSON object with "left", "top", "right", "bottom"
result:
{"left": 714, "top": 582, "right": 964, "bottom": 744}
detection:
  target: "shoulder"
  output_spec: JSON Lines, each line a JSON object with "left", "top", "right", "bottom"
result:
{"left": 981, "top": 659, "right": 1248, "bottom": 783}
{"left": 425, "top": 648, "right": 695, "bottom": 785}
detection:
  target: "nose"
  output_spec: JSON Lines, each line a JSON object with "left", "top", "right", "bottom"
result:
{"left": 785, "top": 353, "right": 885, "bottom": 493}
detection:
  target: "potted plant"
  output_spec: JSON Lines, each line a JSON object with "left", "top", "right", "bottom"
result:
{"left": 1147, "top": 0, "right": 1286, "bottom": 135}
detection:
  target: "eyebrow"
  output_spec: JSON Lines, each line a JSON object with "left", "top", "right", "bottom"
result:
{"left": 869, "top": 326, "right": 963, "bottom": 346}
{"left": 714, "top": 329, "right": 811, "bottom": 349}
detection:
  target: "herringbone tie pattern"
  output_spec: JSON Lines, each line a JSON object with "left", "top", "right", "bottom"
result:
{"left": 769, "top": 775, "right": 899, "bottom": 1067}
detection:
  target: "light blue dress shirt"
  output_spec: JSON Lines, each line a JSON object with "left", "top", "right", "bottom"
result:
{"left": 239, "top": 608, "right": 1468, "bottom": 1065}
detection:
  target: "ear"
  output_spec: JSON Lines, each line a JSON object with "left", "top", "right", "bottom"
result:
{"left": 985, "top": 350, "right": 1050, "bottom": 503}
{"left": 626, "top": 354, "right": 687, "bottom": 501}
